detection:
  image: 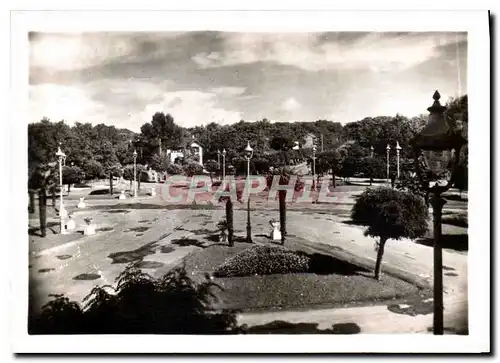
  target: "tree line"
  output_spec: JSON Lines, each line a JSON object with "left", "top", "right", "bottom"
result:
{"left": 28, "top": 95, "right": 468, "bottom": 188}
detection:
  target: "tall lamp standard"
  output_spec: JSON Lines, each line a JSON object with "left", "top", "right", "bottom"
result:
{"left": 411, "top": 90, "right": 466, "bottom": 335}
{"left": 244, "top": 141, "right": 254, "bottom": 243}
{"left": 396, "top": 141, "right": 402, "bottom": 180}
{"left": 133, "top": 149, "right": 138, "bottom": 197}
{"left": 222, "top": 149, "right": 227, "bottom": 182}
{"left": 386, "top": 144, "right": 391, "bottom": 182}
{"left": 312, "top": 144, "right": 317, "bottom": 191}
{"left": 55, "top": 144, "right": 67, "bottom": 234}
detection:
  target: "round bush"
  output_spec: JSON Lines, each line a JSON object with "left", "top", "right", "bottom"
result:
{"left": 351, "top": 187, "right": 428, "bottom": 240}
{"left": 213, "top": 245, "right": 310, "bottom": 277}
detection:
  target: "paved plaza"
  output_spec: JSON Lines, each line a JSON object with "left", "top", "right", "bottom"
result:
{"left": 28, "top": 182, "right": 468, "bottom": 334}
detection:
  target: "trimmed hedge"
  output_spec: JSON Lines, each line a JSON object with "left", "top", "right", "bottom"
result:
{"left": 213, "top": 245, "right": 310, "bottom": 277}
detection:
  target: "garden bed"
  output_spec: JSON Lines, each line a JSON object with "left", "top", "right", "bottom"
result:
{"left": 181, "top": 242, "right": 427, "bottom": 312}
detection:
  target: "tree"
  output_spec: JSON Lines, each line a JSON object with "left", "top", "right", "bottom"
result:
{"left": 351, "top": 188, "right": 428, "bottom": 280}
{"left": 62, "top": 165, "right": 85, "bottom": 193}
{"left": 82, "top": 160, "right": 104, "bottom": 182}
{"left": 454, "top": 164, "right": 468, "bottom": 198}
{"left": 103, "top": 163, "right": 122, "bottom": 195}
{"left": 28, "top": 163, "right": 58, "bottom": 237}
{"left": 183, "top": 162, "right": 203, "bottom": 177}
{"left": 360, "top": 157, "right": 386, "bottom": 185}
{"left": 316, "top": 148, "right": 346, "bottom": 188}
{"left": 149, "top": 153, "right": 169, "bottom": 173}
{"left": 204, "top": 159, "right": 219, "bottom": 181}
{"left": 270, "top": 135, "right": 295, "bottom": 152}
{"left": 166, "top": 163, "right": 183, "bottom": 175}
{"left": 122, "top": 164, "right": 136, "bottom": 191}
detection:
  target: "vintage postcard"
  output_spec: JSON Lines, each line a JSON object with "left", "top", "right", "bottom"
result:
{"left": 10, "top": 9, "right": 490, "bottom": 354}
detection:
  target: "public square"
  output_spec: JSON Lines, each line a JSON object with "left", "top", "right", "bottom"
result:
{"left": 28, "top": 178, "right": 468, "bottom": 334}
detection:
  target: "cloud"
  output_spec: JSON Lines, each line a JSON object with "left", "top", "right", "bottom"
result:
{"left": 209, "top": 86, "right": 246, "bottom": 96}
{"left": 126, "top": 90, "right": 243, "bottom": 129}
{"left": 29, "top": 83, "right": 106, "bottom": 125}
{"left": 29, "top": 32, "right": 468, "bottom": 130}
{"left": 30, "top": 81, "right": 244, "bottom": 131}
{"left": 30, "top": 33, "right": 136, "bottom": 72}
{"left": 281, "top": 97, "right": 301, "bottom": 112}
{"left": 191, "top": 32, "right": 467, "bottom": 73}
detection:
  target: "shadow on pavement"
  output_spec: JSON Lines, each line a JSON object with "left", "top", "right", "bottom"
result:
{"left": 241, "top": 320, "right": 361, "bottom": 334}
{"left": 28, "top": 222, "right": 59, "bottom": 236}
{"left": 415, "top": 234, "right": 468, "bottom": 252}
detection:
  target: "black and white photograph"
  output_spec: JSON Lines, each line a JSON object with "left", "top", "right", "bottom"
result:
{"left": 9, "top": 9, "right": 490, "bottom": 354}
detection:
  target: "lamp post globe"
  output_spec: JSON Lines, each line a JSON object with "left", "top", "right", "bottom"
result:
{"left": 411, "top": 90, "right": 466, "bottom": 335}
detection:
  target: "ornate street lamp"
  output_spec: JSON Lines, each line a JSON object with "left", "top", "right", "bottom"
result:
{"left": 411, "top": 90, "right": 466, "bottom": 335}
{"left": 244, "top": 141, "right": 254, "bottom": 243}
{"left": 133, "top": 149, "right": 138, "bottom": 197}
{"left": 386, "top": 144, "right": 391, "bottom": 182}
{"left": 55, "top": 144, "right": 67, "bottom": 234}
{"left": 312, "top": 143, "right": 317, "bottom": 191}
{"left": 396, "top": 141, "right": 402, "bottom": 179}
{"left": 222, "top": 149, "right": 227, "bottom": 182}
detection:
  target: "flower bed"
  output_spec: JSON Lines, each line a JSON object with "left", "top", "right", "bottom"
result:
{"left": 213, "top": 245, "right": 310, "bottom": 277}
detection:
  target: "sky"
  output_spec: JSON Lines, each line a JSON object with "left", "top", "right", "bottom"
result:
{"left": 29, "top": 31, "right": 467, "bottom": 132}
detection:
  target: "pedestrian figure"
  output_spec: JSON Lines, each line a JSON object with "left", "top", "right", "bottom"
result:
{"left": 390, "top": 173, "right": 396, "bottom": 189}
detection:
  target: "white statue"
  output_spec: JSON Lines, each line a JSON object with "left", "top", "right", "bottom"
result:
{"left": 150, "top": 187, "right": 156, "bottom": 197}
{"left": 269, "top": 219, "right": 281, "bottom": 241}
{"left": 65, "top": 213, "right": 76, "bottom": 231}
{"left": 77, "top": 197, "right": 86, "bottom": 209}
{"left": 119, "top": 190, "right": 127, "bottom": 200}
{"left": 83, "top": 217, "right": 96, "bottom": 236}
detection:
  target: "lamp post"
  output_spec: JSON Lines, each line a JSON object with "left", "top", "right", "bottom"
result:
{"left": 312, "top": 144, "right": 317, "bottom": 191}
{"left": 56, "top": 144, "right": 67, "bottom": 234}
{"left": 386, "top": 144, "right": 391, "bottom": 183}
{"left": 411, "top": 90, "right": 466, "bottom": 335}
{"left": 222, "top": 149, "right": 226, "bottom": 182}
{"left": 133, "top": 149, "right": 138, "bottom": 197}
{"left": 244, "top": 141, "right": 254, "bottom": 243}
{"left": 396, "top": 141, "right": 402, "bottom": 180}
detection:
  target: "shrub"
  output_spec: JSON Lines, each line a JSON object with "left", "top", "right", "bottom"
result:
{"left": 351, "top": 187, "right": 428, "bottom": 280}
{"left": 166, "top": 163, "right": 183, "bottom": 175}
{"left": 184, "top": 162, "right": 203, "bottom": 177}
{"left": 29, "top": 265, "right": 238, "bottom": 334}
{"left": 213, "top": 245, "right": 310, "bottom": 277}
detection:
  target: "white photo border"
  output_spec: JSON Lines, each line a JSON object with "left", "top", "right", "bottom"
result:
{"left": 9, "top": 9, "right": 490, "bottom": 354}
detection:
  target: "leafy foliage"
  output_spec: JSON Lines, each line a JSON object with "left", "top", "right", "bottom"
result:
{"left": 351, "top": 188, "right": 428, "bottom": 240}
{"left": 62, "top": 165, "right": 85, "bottom": 186}
{"left": 166, "top": 163, "right": 184, "bottom": 175}
{"left": 81, "top": 159, "right": 104, "bottom": 180}
{"left": 183, "top": 162, "right": 204, "bottom": 177}
{"left": 213, "top": 245, "right": 310, "bottom": 278}
{"left": 29, "top": 265, "right": 239, "bottom": 334}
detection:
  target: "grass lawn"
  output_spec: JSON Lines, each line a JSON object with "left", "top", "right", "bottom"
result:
{"left": 182, "top": 242, "right": 427, "bottom": 312}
